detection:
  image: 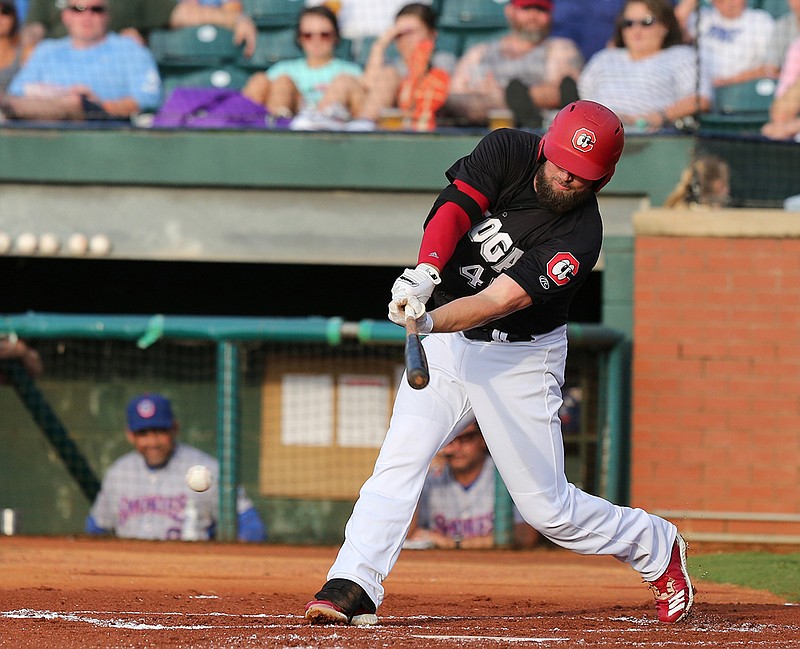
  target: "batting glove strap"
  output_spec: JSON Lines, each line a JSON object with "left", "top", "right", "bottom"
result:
{"left": 416, "top": 263, "right": 442, "bottom": 284}
{"left": 416, "top": 313, "right": 433, "bottom": 334}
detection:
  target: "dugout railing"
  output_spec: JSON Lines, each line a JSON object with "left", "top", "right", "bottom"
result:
{"left": 0, "top": 312, "right": 626, "bottom": 544}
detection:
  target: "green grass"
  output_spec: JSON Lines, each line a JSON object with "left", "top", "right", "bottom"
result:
{"left": 689, "top": 552, "right": 800, "bottom": 602}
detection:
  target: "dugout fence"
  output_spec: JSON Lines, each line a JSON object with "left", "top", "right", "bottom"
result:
{"left": 0, "top": 312, "right": 626, "bottom": 544}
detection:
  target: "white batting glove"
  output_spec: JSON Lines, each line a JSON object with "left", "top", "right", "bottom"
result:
{"left": 388, "top": 295, "right": 434, "bottom": 333}
{"left": 391, "top": 263, "right": 441, "bottom": 305}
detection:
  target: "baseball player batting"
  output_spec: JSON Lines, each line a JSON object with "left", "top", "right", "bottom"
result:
{"left": 304, "top": 100, "right": 694, "bottom": 627}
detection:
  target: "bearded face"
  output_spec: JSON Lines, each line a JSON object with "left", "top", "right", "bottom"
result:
{"left": 534, "top": 162, "right": 595, "bottom": 213}
{"left": 507, "top": 4, "right": 551, "bottom": 44}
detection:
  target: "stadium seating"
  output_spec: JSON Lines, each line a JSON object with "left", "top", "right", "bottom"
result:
{"left": 149, "top": 26, "right": 242, "bottom": 70}
{"left": 758, "top": 0, "right": 789, "bottom": 18}
{"left": 437, "top": 0, "right": 508, "bottom": 30}
{"left": 715, "top": 78, "right": 776, "bottom": 114}
{"left": 435, "top": 26, "right": 506, "bottom": 58}
{"left": 160, "top": 66, "right": 252, "bottom": 99}
{"left": 460, "top": 27, "right": 508, "bottom": 51}
{"left": 243, "top": 0, "right": 305, "bottom": 28}
{"left": 236, "top": 28, "right": 353, "bottom": 70}
{"left": 700, "top": 78, "right": 777, "bottom": 132}
{"left": 236, "top": 28, "right": 300, "bottom": 70}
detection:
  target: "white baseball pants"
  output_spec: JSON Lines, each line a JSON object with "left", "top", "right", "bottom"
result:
{"left": 328, "top": 326, "right": 677, "bottom": 608}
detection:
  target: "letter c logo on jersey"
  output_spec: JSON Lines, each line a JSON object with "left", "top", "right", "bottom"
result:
{"left": 571, "top": 128, "right": 595, "bottom": 152}
{"left": 547, "top": 252, "right": 580, "bottom": 286}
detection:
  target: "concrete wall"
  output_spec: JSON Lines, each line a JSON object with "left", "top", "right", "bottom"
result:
{"left": 630, "top": 208, "right": 800, "bottom": 543}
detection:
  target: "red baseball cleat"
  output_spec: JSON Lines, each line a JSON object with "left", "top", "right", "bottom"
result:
{"left": 305, "top": 578, "right": 378, "bottom": 626}
{"left": 647, "top": 534, "right": 695, "bottom": 623}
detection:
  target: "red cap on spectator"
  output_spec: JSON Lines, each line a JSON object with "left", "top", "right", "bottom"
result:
{"left": 510, "top": 0, "right": 554, "bottom": 11}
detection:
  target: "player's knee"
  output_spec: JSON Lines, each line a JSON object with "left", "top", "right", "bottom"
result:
{"left": 513, "top": 495, "right": 571, "bottom": 533}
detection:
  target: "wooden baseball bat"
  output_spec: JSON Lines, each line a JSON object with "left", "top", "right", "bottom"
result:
{"left": 404, "top": 312, "right": 430, "bottom": 390}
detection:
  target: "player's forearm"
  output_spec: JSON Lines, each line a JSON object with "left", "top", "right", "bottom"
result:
{"left": 429, "top": 275, "right": 531, "bottom": 333}
{"left": 429, "top": 296, "right": 513, "bottom": 332}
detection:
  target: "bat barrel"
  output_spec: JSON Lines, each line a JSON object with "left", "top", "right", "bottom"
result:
{"left": 404, "top": 320, "right": 430, "bottom": 389}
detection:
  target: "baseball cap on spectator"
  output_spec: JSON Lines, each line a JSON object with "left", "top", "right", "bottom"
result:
{"left": 511, "top": 0, "right": 553, "bottom": 11}
{"left": 126, "top": 393, "right": 175, "bottom": 432}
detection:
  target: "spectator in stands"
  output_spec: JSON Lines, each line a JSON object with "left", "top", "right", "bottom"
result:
{"left": 0, "top": 0, "right": 31, "bottom": 92}
{"left": 292, "top": 2, "right": 452, "bottom": 131}
{"left": 683, "top": 0, "right": 778, "bottom": 87}
{"left": 0, "top": 335, "right": 43, "bottom": 380}
{"left": 766, "top": 0, "right": 800, "bottom": 72}
{"left": 4, "top": 0, "right": 161, "bottom": 120}
{"left": 22, "top": 0, "right": 257, "bottom": 57}
{"left": 305, "top": 0, "right": 434, "bottom": 61}
{"left": 578, "top": 0, "right": 711, "bottom": 132}
{"left": 764, "top": 6, "right": 800, "bottom": 126}
{"left": 552, "top": 0, "right": 690, "bottom": 62}
{"left": 440, "top": 0, "right": 582, "bottom": 129}
{"left": 663, "top": 154, "right": 731, "bottom": 208}
{"left": 242, "top": 5, "right": 360, "bottom": 120}
{"left": 86, "top": 393, "right": 266, "bottom": 542}
{"left": 404, "top": 422, "right": 539, "bottom": 550}
{"left": 775, "top": 35, "right": 800, "bottom": 99}
{"left": 762, "top": 74, "right": 800, "bottom": 140}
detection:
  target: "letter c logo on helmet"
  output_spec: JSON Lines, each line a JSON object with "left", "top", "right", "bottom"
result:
{"left": 537, "top": 100, "right": 625, "bottom": 191}
{"left": 572, "top": 128, "right": 595, "bottom": 152}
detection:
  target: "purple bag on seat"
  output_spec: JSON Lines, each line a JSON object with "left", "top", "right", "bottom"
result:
{"left": 152, "top": 87, "right": 270, "bottom": 129}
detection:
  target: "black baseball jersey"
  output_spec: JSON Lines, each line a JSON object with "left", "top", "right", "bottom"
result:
{"left": 430, "top": 128, "right": 603, "bottom": 337}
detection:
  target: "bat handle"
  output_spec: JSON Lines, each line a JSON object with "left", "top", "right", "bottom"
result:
{"left": 404, "top": 306, "right": 429, "bottom": 390}
{"left": 405, "top": 309, "right": 419, "bottom": 335}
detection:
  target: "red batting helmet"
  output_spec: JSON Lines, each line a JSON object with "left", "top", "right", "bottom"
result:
{"left": 538, "top": 100, "right": 625, "bottom": 191}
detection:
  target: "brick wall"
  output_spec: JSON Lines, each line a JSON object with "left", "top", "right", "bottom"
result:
{"left": 630, "top": 209, "right": 800, "bottom": 543}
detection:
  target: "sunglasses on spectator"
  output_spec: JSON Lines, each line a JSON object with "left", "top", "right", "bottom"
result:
{"left": 621, "top": 15, "right": 655, "bottom": 28}
{"left": 299, "top": 31, "right": 334, "bottom": 41}
{"left": 66, "top": 3, "right": 108, "bottom": 14}
{"left": 449, "top": 431, "right": 482, "bottom": 445}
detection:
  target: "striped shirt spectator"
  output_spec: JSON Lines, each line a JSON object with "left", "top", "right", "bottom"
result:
{"left": 579, "top": 0, "right": 711, "bottom": 131}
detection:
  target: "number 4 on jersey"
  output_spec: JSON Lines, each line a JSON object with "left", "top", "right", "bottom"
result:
{"left": 460, "top": 264, "right": 485, "bottom": 288}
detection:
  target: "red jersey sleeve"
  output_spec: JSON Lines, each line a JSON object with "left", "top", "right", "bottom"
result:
{"left": 417, "top": 180, "right": 490, "bottom": 269}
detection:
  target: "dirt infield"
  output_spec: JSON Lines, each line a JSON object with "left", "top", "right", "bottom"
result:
{"left": 0, "top": 537, "right": 797, "bottom": 648}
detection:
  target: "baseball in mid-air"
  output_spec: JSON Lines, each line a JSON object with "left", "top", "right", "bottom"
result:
{"left": 185, "top": 465, "right": 213, "bottom": 492}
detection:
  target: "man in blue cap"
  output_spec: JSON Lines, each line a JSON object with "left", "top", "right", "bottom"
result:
{"left": 86, "top": 392, "right": 266, "bottom": 542}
